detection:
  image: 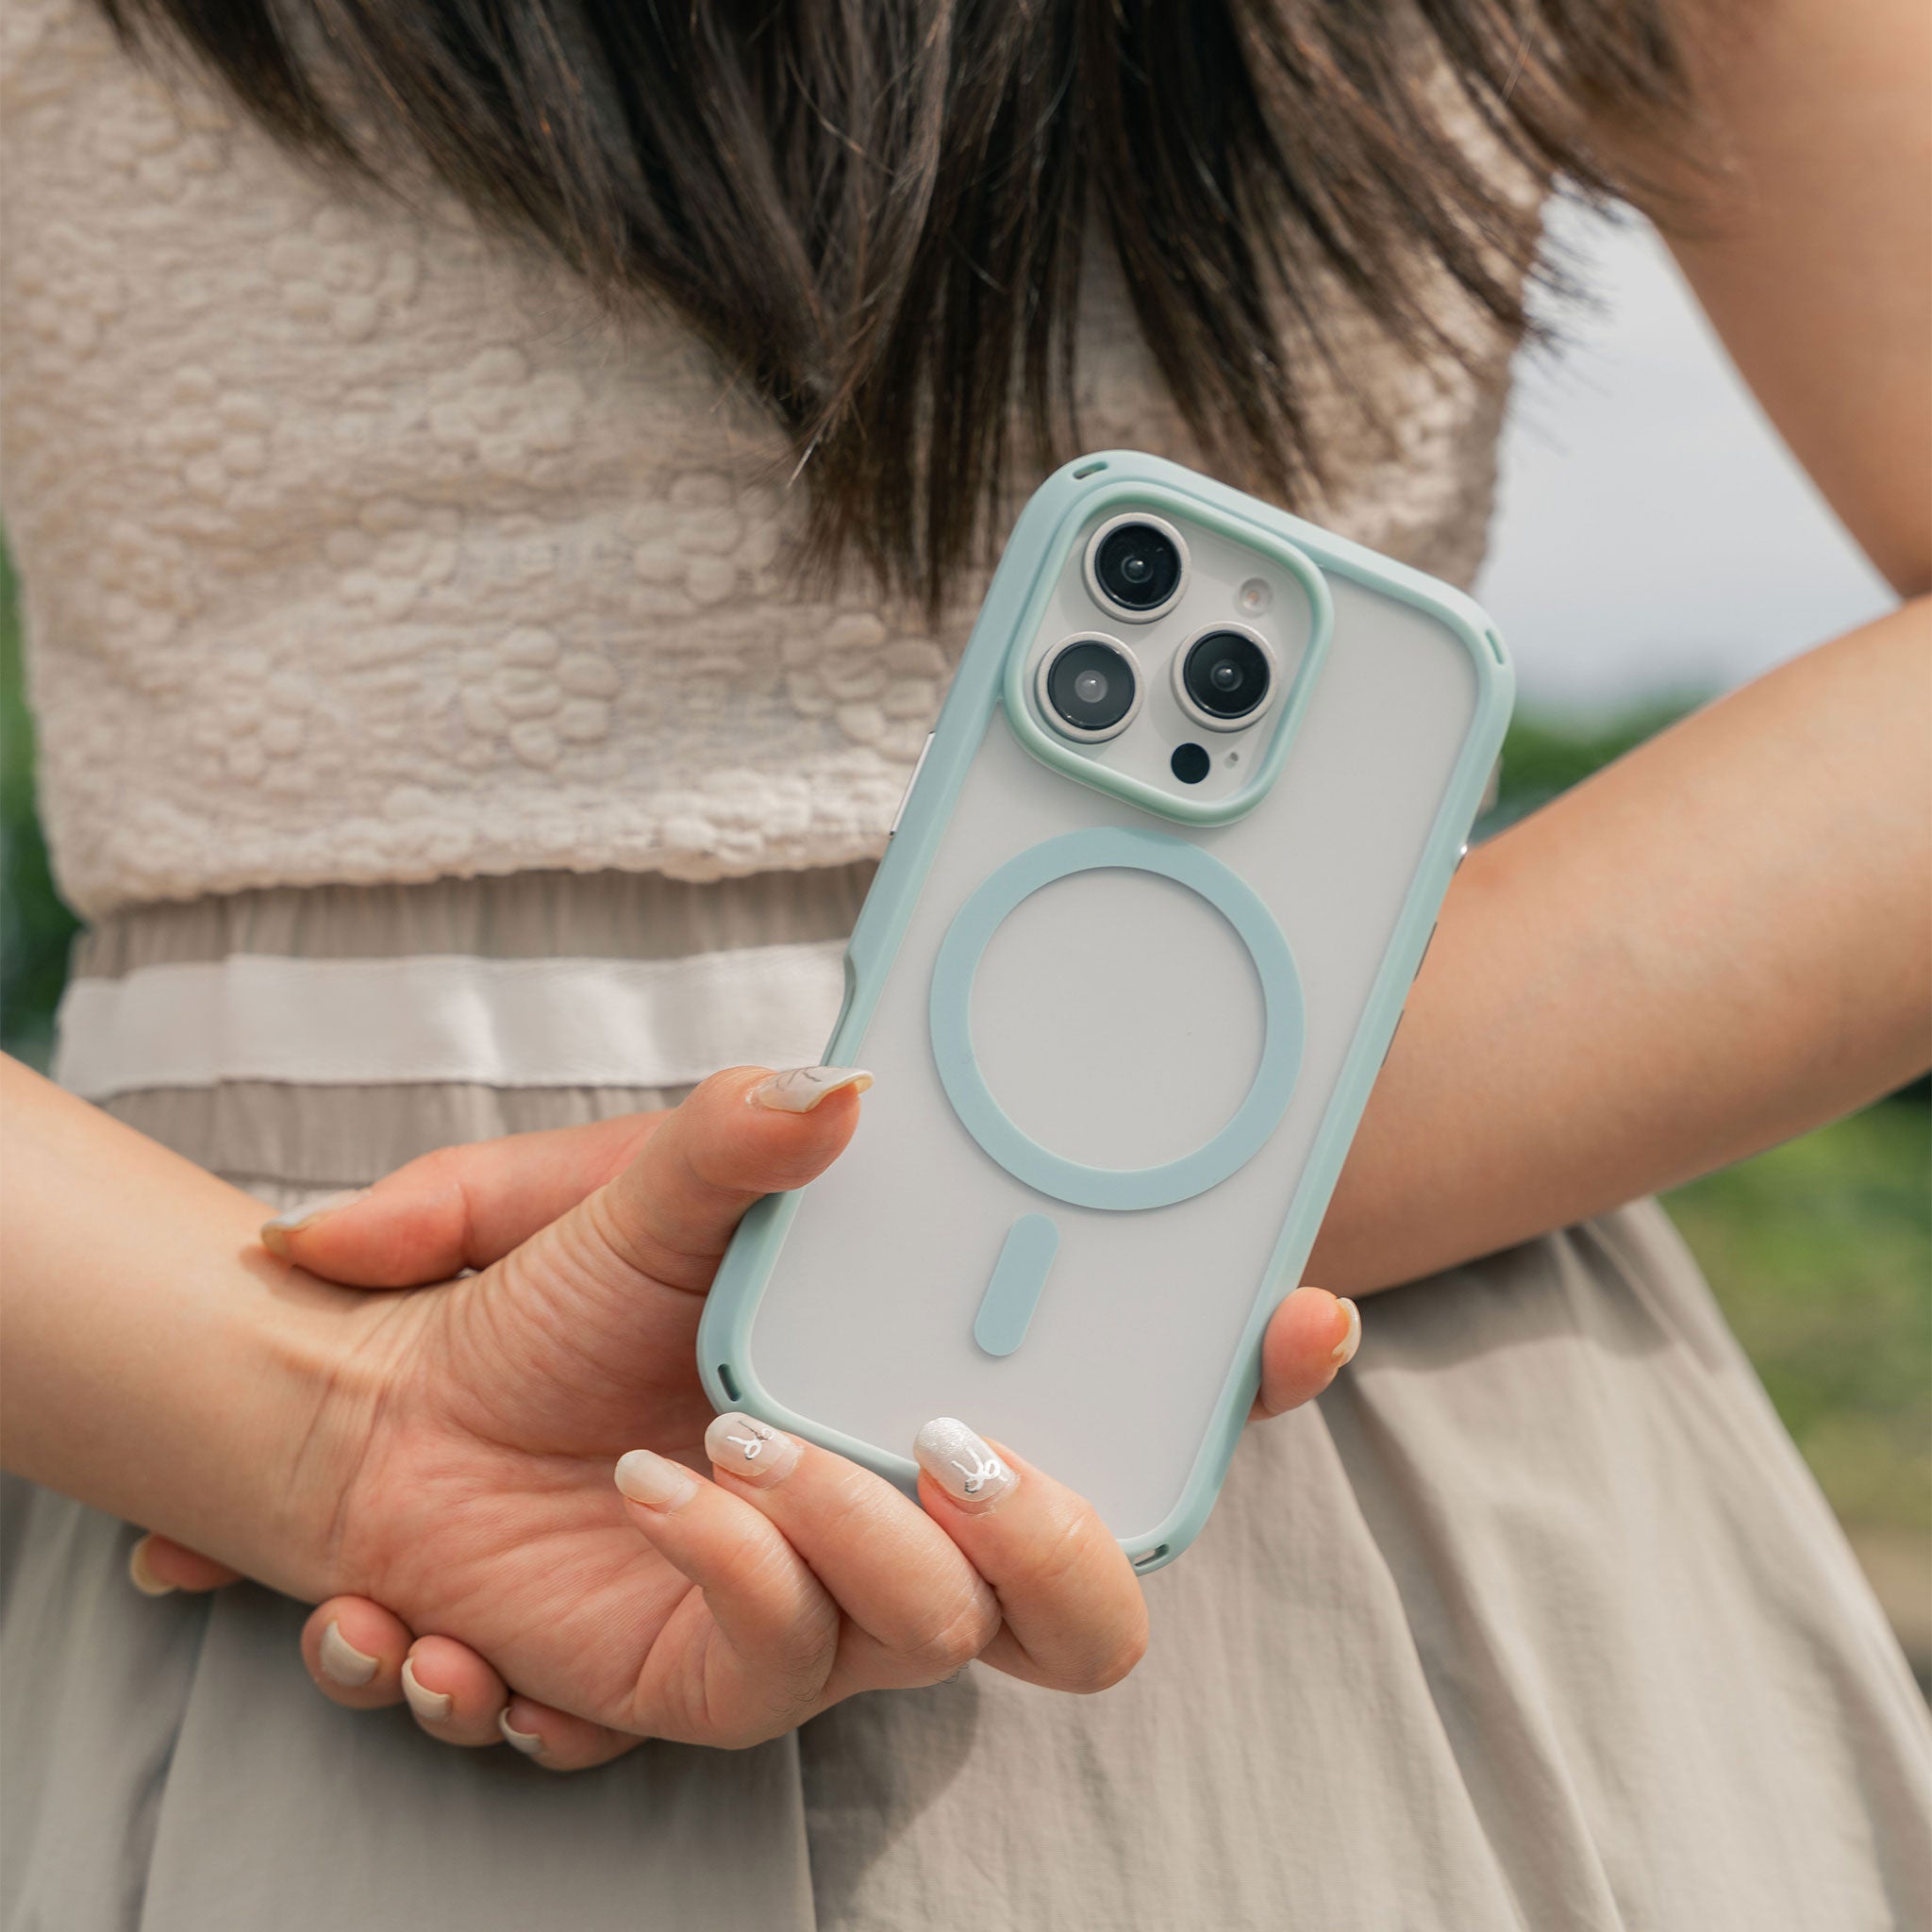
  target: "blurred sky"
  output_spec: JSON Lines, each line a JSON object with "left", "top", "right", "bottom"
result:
{"left": 1475, "top": 200, "right": 1895, "bottom": 720}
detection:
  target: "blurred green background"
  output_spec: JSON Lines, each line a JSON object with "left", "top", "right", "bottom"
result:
{"left": 2, "top": 537, "right": 1926, "bottom": 1683}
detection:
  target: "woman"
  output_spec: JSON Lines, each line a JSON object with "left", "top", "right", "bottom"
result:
{"left": 2, "top": 0, "right": 1927, "bottom": 1926}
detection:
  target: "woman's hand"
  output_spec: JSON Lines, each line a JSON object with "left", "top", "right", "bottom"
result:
{"left": 246, "top": 1068, "right": 1145, "bottom": 1763}
{"left": 132, "top": 1081, "right": 1361, "bottom": 1769}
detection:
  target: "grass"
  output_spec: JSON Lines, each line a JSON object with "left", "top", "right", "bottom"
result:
{"left": 1668, "top": 1103, "right": 1931, "bottom": 1539}
{"left": 0, "top": 543, "right": 78, "bottom": 1071}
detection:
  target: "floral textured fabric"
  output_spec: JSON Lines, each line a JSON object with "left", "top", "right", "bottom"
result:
{"left": 1, "top": 0, "right": 1521, "bottom": 919}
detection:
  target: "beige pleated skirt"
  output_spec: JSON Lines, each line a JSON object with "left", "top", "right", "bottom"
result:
{"left": 6, "top": 869, "right": 1929, "bottom": 1932}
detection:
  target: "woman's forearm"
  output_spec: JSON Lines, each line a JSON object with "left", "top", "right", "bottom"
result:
{"left": 0, "top": 1059, "right": 384, "bottom": 1595}
{"left": 1312, "top": 595, "right": 1932, "bottom": 1295}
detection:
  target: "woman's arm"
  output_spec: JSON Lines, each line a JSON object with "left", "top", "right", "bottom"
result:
{"left": 1313, "top": 605, "right": 1930, "bottom": 1294}
{"left": 1657, "top": 0, "right": 1929, "bottom": 598}
{"left": 0, "top": 1058, "right": 384, "bottom": 1597}
{"left": 1311, "top": 0, "right": 1931, "bottom": 1294}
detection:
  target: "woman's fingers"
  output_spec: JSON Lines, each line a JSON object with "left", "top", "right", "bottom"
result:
{"left": 700, "top": 1413, "right": 999, "bottom": 1692}
{"left": 397, "top": 1633, "right": 511, "bottom": 1747}
{"left": 300, "top": 1597, "right": 415, "bottom": 1709}
{"left": 615, "top": 1415, "right": 1002, "bottom": 1743}
{"left": 634, "top": 1406, "right": 1138, "bottom": 1712}
{"left": 296, "top": 1605, "right": 625, "bottom": 1769}
{"left": 296, "top": 1605, "right": 621, "bottom": 1768}
{"left": 259, "top": 1112, "right": 666, "bottom": 1286}
{"left": 128, "top": 1532, "right": 242, "bottom": 1595}
{"left": 912, "top": 1420, "right": 1148, "bottom": 1695}
{"left": 1251, "top": 1284, "right": 1362, "bottom": 1420}
{"left": 613, "top": 1449, "right": 842, "bottom": 1745}
{"left": 496, "top": 1695, "right": 643, "bottom": 1774}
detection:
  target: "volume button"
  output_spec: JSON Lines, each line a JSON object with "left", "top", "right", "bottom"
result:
{"left": 888, "top": 733, "right": 936, "bottom": 839}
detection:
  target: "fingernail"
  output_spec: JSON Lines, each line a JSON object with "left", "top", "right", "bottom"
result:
{"left": 259, "top": 1188, "right": 372, "bottom": 1256}
{"left": 127, "top": 1538, "right": 175, "bottom": 1597}
{"left": 614, "top": 1448, "right": 701, "bottom": 1511}
{"left": 499, "top": 1707, "right": 546, "bottom": 1758}
{"left": 748, "top": 1066, "right": 874, "bottom": 1113}
{"left": 914, "top": 1418, "right": 1018, "bottom": 1514}
{"left": 1331, "top": 1296, "right": 1362, "bottom": 1367}
{"left": 400, "top": 1656, "right": 453, "bottom": 1724}
{"left": 704, "top": 1411, "right": 803, "bottom": 1487}
{"left": 318, "top": 1620, "right": 380, "bottom": 1688}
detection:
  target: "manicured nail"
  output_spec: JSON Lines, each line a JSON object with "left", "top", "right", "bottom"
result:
{"left": 704, "top": 1411, "right": 803, "bottom": 1487}
{"left": 614, "top": 1448, "right": 701, "bottom": 1512}
{"left": 914, "top": 1418, "right": 1018, "bottom": 1514}
{"left": 400, "top": 1656, "right": 452, "bottom": 1724}
{"left": 259, "top": 1188, "right": 371, "bottom": 1256}
{"left": 318, "top": 1620, "right": 380, "bottom": 1688}
{"left": 127, "top": 1538, "right": 174, "bottom": 1597}
{"left": 748, "top": 1066, "right": 874, "bottom": 1113}
{"left": 499, "top": 1706, "right": 546, "bottom": 1758}
{"left": 1331, "top": 1296, "right": 1362, "bottom": 1367}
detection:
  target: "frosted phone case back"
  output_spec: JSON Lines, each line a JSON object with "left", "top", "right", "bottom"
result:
{"left": 701, "top": 453, "right": 1513, "bottom": 1567}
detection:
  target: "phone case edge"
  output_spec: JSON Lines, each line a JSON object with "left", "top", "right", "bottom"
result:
{"left": 698, "top": 449, "right": 1516, "bottom": 1570}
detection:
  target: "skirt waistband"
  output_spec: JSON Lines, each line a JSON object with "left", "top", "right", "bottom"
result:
{"left": 54, "top": 869, "right": 872, "bottom": 1186}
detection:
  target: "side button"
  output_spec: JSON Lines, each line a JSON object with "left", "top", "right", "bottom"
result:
{"left": 888, "top": 732, "right": 936, "bottom": 839}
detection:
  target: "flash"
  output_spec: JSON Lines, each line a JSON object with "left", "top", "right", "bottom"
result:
{"left": 1237, "top": 576, "right": 1272, "bottom": 615}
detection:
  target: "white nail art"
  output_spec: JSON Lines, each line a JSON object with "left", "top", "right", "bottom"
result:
{"left": 318, "top": 1620, "right": 379, "bottom": 1688}
{"left": 614, "top": 1448, "right": 700, "bottom": 1511}
{"left": 748, "top": 1066, "right": 874, "bottom": 1113}
{"left": 400, "top": 1657, "right": 453, "bottom": 1724}
{"left": 499, "top": 1708, "right": 545, "bottom": 1757}
{"left": 704, "top": 1410, "right": 802, "bottom": 1486}
{"left": 1331, "top": 1297, "right": 1362, "bottom": 1367}
{"left": 914, "top": 1418, "right": 1018, "bottom": 1513}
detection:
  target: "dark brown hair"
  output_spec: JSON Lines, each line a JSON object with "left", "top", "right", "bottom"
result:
{"left": 98, "top": 0, "right": 1695, "bottom": 608}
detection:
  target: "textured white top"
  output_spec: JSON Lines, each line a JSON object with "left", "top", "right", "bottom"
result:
{"left": 1, "top": 0, "right": 1524, "bottom": 918}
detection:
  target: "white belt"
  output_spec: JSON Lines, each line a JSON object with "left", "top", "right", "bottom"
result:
{"left": 52, "top": 942, "right": 848, "bottom": 1100}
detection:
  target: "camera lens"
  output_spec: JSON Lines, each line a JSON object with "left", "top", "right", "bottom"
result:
{"left": 1041, "top": 636, "right": 1139, "bottom": 738}
{"left": 1179, "top": 629, "right": 1274, "bottom": 724}
{"left": 1089, "top": 519, "right": 1185, "bottom": 617}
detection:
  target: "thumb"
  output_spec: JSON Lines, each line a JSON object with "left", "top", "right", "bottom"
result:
{"left": 259, "top": 1112, "right": 665, "bottom": 1287}
{"left": 585, "top": 1065, "right": 873, "bottom": 1293}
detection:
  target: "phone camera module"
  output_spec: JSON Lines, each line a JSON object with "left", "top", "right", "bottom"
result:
{"left": 1039, "top": 635, "right": 1141, "bottom": 741}
{"left": 1175, "top": 625, "right": 1276, "bottom": 731}
{"left": 1085, "top": 514, "right": 1189, "bottom": 622}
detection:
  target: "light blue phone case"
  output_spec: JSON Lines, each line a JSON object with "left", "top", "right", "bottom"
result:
{"left": 699, "top": 450, "right": 1513, "bottom": 1568}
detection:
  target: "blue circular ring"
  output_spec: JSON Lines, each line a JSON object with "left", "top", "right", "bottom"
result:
{"left": 928, "top": 827, "right": 1304, "bottom": 1211}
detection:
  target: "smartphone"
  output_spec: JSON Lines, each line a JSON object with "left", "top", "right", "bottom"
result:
{"left": 699, "top": 451, "right": 1512, "bottom": 1568}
